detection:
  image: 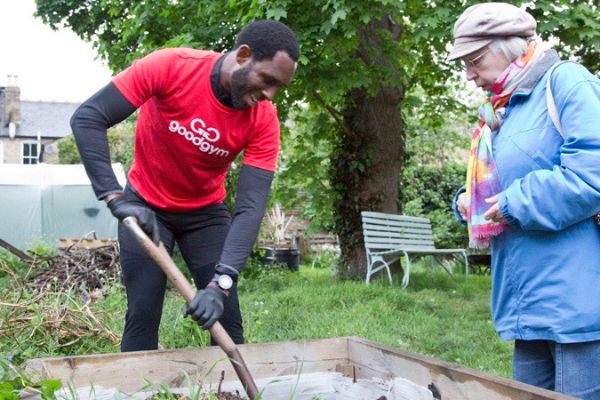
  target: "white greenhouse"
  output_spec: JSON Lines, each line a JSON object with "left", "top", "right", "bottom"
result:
{"left": 0, "top": 163, "right": 126, "bottom": 249}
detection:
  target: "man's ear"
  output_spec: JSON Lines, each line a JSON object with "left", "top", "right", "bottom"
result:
{"left": 236, "top": 45, "right": 253, "bottom": 65}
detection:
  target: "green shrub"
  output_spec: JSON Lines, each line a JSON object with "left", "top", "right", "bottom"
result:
{"left": 400, "top": 162, "right": 468, "bottom": 249}
{"left": 240, "top": 249, "right": 292, "bottom": 288}
{"left": 303, "top": 250, "right": 340, "bottom": 271}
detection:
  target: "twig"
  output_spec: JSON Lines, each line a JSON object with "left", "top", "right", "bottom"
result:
{"left": 0, "top": 290, "right": 47, "bottom": 307}
{"left": 217, "top": 370, "right": 225, "bottom": 395}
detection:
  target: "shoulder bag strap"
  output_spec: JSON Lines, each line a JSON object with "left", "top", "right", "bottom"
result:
{"left": 546, "top": 61, "right": 576, "bottom": 138}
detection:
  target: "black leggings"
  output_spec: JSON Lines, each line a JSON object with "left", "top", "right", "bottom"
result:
{"left": 118, "top": 186, "right": 243, "bottom": 351}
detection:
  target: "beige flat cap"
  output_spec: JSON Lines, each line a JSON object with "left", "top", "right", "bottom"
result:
{"left": 448, "top": 2, "right": 536, "bottom": 61}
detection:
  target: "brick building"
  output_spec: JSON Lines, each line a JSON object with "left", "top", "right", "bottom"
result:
{"left": 0, "top": 75, "right": 79, "bottom": 164}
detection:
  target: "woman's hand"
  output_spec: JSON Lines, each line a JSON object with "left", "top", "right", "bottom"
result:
{"left": 484, "top": 195, "right": 507, "bottom": 224}
{"left": 457, "top": 192, "right": 470, "bottom": 220}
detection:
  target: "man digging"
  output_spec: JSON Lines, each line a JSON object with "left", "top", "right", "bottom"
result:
{"left": 70, "top": 20, "right": 299, "bottom": 351}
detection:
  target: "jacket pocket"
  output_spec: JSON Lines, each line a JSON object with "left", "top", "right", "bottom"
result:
{"left": 509, "top": 127, "right": 561, "bottom": 170}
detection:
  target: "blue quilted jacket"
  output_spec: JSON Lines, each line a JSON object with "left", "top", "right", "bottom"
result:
{"left": 458, "top": 50, "right": 600, "bottom": 343}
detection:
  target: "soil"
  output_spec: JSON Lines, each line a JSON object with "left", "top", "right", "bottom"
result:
{"left": 214, "top": 394, "right": 389, "bottom": 400}
{"left": 214, "top": 393, "right": 244, "bottom": 400}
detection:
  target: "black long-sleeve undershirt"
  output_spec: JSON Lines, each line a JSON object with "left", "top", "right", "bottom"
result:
{"left": 217, "top": 165, "right": 273, "bottom": 275}
{"left": 70, "top": 83, "right": 136, "bottom": 199}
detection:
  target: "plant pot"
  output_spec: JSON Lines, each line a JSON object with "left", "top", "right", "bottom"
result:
{"left": 259, "top": 246, "right": 300, "bottom": 271}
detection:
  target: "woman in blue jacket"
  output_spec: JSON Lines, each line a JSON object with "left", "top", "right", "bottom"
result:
{"left": 449, "top": 3, "right": 600, "bottom": 398}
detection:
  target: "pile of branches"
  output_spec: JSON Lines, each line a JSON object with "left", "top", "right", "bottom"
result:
{"left": 27, "top": 242, "right": 121, "bottom": 295}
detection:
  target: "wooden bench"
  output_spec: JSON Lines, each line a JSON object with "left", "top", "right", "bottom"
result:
{"left": 361, "top": 211, "right": 469, "bottom": 287}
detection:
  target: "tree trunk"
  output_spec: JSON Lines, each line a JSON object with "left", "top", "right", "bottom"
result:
{"left": 331, "top": 15, "right": 405, "bottom": 279}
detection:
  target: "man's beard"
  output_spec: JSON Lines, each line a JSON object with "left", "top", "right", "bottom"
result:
{"left": 230, "top": 65, "right": 253, "bottom": 110}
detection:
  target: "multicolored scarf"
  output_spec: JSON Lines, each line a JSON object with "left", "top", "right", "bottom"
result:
{"left": 466, "top": 41, "right": 543, "bottom": 248}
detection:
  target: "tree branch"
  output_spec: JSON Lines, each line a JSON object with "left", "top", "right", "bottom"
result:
{"left": 310, "top": 90, "right": 352, "bottom": 137}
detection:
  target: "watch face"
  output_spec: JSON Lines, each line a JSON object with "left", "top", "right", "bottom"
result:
{"left": 218, "top": 274, "right": 233, "bottom": 290}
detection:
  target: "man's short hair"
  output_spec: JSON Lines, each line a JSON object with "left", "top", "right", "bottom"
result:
{"left": 234, "top": 20, "right": 300, "bottom": 62}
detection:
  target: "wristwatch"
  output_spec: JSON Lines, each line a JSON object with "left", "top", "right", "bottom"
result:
{"left": 212, "top": 273, "right": 234, "bottom": 291}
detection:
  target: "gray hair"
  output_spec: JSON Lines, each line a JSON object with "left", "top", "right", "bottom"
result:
{"left": 488, "top": 37, "right": 529, "bottom": 63}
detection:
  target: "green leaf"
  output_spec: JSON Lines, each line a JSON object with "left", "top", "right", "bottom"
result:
{"left": 40, "top": 379, "right": 62, "bottom": 399}
{"left": 330, "top": 9, "right": 347, "bottom": 25}
{"left": 266, "top": 7, "right": 287, "bottom": 19}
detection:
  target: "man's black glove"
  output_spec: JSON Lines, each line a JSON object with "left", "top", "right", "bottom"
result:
{"left": 107, "top": 196, "right": 160, "bottom": 243}
{"left": 182, "top": 286, "right": 225, "bottom": 330}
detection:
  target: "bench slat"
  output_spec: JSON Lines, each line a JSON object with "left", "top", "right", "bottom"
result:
{"left": 363, "top": 226, "right": 433, "bottom": 236}
{"left": 362, "top": 217, "right": 432, "bottom": 229}
{"left": 361, "top": 212, "right": 430, "bottom": 223}
{"left": 368, "top": 246, "right": 437, "bottom": 252}
{"left": 364, "top": 230, "right": 433, "bottom": 239}
{"left": 371, "top": 248, "right": 465, "bottom": 255}
{"left": 364, "top": 238, "right": 435, "bottom": 247}
{"left": 363, "top": 224, "right": 430, "bottom": 232}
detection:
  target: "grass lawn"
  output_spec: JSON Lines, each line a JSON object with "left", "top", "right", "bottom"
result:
{"left": 238, "top": 265, "right": 512, "bottom": 379}
{"left": 0, "top": 255, "right": 512, "bottom": 381}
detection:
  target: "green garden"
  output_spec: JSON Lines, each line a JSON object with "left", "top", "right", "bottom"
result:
{"left": 2, "top": 0, "right": 599, "bottom": 398}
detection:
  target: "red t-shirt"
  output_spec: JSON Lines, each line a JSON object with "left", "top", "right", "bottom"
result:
{"left": 112, "top": 48, "right": 280, "bottom": 212}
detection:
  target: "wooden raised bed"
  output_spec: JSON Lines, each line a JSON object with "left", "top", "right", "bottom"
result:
{"left": 26, "top": 336, "right": 574, "bottom": 399}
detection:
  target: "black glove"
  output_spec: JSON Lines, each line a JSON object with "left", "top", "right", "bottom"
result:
{"left": 182, "top": 286, "right": 225, "bottom": 330}
{"left": 107, "top": 196, "right": 160, "bottom": 244}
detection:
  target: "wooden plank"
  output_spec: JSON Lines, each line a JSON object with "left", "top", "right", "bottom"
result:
{"left": 346, "top": 337, "right": 576, "bottom": 400}
{"left": 26, "top": 338, "right": 350, "bottom": 393}
{"left": 58, "top": 238, "right": 117, "bottom": 250}
{"left": 26, "top": 337, "right": 574, "bottom": 400}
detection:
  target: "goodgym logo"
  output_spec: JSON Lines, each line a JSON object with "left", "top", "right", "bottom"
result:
{"left": 168, "top": 118, "right": 230, "bottom": 157}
